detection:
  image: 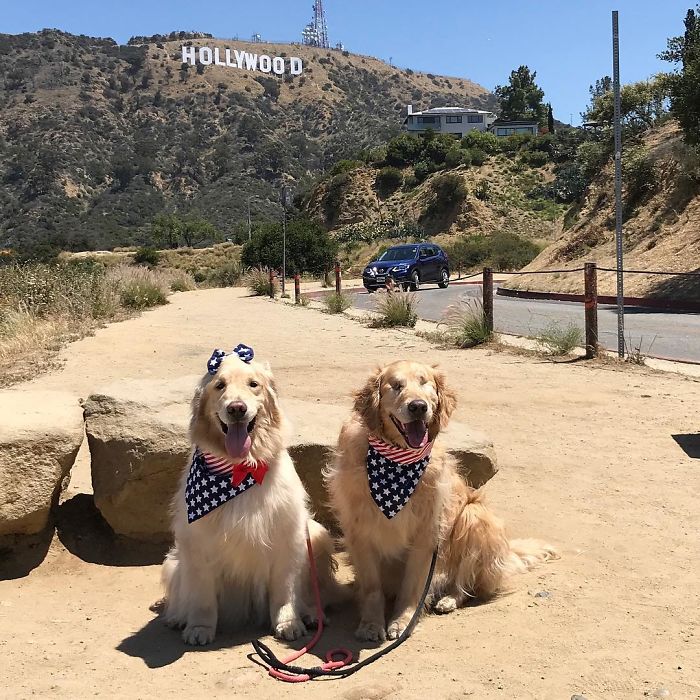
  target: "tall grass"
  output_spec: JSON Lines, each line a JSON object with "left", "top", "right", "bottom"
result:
{"left": 324, "top": 291, "right": 354, "bottom": 314}
{"left": 535, "top": 322, "right": 583, "bottom": 356}
{"left": 443, "top": 298, "right": 493, "bottom": 348}
{"left": 244, "top": 267, "right": 279, "bottom": 297}
{"left": 0, "top": 262, "right": 178, "bottom": 385}
{"left": 371, "top": 290, "right": 418, "bottom": 328}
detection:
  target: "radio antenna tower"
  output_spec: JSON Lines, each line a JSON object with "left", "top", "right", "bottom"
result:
{"left": 302, "top": 0, "right": 330, "bottom": 48}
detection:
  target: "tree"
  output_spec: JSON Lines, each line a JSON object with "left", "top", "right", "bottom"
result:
{"left": 241, "top": 216, "right": 338, "bottom": 275}
{"left": 660, "top": 5, "right": 700, "bottom": 144}
{"left": 586, "top": 77, "right": 668, "bottom": 131}
{"left": 385, "top": 133, "right": 423, "bottom": 166}
{"left": 547, "top": 103, "right": 555, "bottom": 133}
{"left": 151, "top": 214, "right": 222, "bottom": 248}
{"left": 494, "top": 66, "right": 547, "bottom": 125}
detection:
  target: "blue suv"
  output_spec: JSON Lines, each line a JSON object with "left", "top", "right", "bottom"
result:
{"left": 362, "top": 243, "right": 450, "bottom": 292}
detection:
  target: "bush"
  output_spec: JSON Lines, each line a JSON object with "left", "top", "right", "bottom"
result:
{"left": 623, "top": 145, "right": 657, "bottom": 210}
{"left": 443, "top": 298, "right": 492, "bottom": 347}
{"left": 119, "top": 276, "right": 168, "bottom": 309}
{"left": 461, "top": 131, "right": 500, "bottom": 155}
{"left": 535, "top": 322, "right": 583, "bottom": 356}
{"left": 430, "top": 173, "right": 467, "bottom": 209}
{"left": 520, "top": 150, "right": 549, "bottom": 168}
{"left": 324, "top": 291, "right": 354, "bottom": 314}
{"left": 469, "top": 148, "right": 487, "bottom": 166}
{"left": 385, "top": 133, "right": 424, "bottom": 166}
{"left": 330, "top": 159, "right": 363, "bottom": 176}
{"left": 323, "top": 173, "right": 351, "bottom": 225}
{"left": 245, "top": 267, "right": 278, "bottom": 297}
{"left": 414, "top": 160, "right": 437, "bottom": 182}
{"left": 207, "top": 260, "right": 243, "bottom": 287}
{"left": 444, "top": 231, "right": 541, "bottom": 273}
{"left": 169, "top": 271, "right": 196, "bottom": 292}
{"left": 371, "top": 291, "right": 418, "bottom": 328}
{"left": 474, "top": 180, "right": 491, "bottom": 201}
{"left": 375, "top": 166, "right": 403, "bottom": 197}
{"left": 133, "top": 246, "right": 161, "bottom": 267}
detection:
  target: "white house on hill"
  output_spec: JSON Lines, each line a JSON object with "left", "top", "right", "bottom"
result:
{"left": 403, "top": 105, "right": 497, "bottom": 138}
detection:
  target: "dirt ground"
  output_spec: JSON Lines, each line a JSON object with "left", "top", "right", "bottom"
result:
{"left": 1, "top": 288, "right": 699, "bottom": 699}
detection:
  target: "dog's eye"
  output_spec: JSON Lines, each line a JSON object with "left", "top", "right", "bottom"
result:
{"left": 215, "top": 380, "right": 225, "bottom": 390}
{"left": 249, "top": 380, "right": 259, "bottom": 389}
{"left": 392, "top": 382, "right": 404, "bottom": 391}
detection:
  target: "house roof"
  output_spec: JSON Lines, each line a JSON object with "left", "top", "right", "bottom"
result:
{"left": 409, "top": 106, "right": 495, "bottom": 116}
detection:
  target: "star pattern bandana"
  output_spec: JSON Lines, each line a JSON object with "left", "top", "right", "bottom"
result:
{"left": 185, "top": 449, "right": 268, "bottom": 524}
{"left": 366, "top": 435, "right": 433, "bottom": 519}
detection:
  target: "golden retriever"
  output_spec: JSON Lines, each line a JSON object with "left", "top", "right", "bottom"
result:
{"left": 325, "top": 360, "right": 557, "bottom": 642}
{"left": 161, "top": 349, "right": 337, "bottom": 645}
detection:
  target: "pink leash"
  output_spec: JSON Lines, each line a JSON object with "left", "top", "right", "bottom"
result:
{"left": 265, "top": 529, "right": 353, "bottom": 683}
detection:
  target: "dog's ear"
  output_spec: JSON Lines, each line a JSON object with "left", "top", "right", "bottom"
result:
{"left": 353, "top": 367, "right": 383, "bottom": 434}
{"left": 431, "top": 367, "right": 457, "bottom": 434}
{"left": 260, "top": 365, "right": 282, "bottom": 425}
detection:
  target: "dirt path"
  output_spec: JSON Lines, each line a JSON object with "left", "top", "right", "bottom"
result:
{"left": 2, "top": 288, "right": 699, "bottom": 699}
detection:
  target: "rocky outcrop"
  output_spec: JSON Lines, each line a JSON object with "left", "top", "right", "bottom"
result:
{"left": 0, "top": 390, "right": 83, "bottom": 536}
{"left": 83, "top": 380, "right": 498, "bottom": 540}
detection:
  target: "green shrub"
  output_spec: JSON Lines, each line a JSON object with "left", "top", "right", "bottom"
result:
{"left": 297, "top": 294, "right": 311, "bottom": 307}
{"left": 469, "top": 148, "right": 487, "bottom": 166}
{"left": 443, "top": 298, "right": 493, "bottom": 347}
{"left": 330, "top": 159, "right": 363, "bottom": 176}
{"left": 623, "top": 145, "right": 657, "bottom": 210}
{"left": 245, "top": 266, "right": 278, "bottom": 297}
{"left": 444, "top": 231, "right": 541, "bottom": 273}
{"left": 120, "top": 279, "right": 168, "bottom": 309}
{"left": 403, "top": 173, "right": 419, "bottom": 190}
{"left": 169, "top": 271, "right": 196, "bottom": 292}
{"left": 474, "top": 179, "right": 491, "bottom": 201}
{"left": 499, "top": 133, "right": 533, "bottom": 154}
{"left": 324, "top": 291, "right": 354, "bottom": 313}
{"left": 133, "top": 246, "right": 161, "bottom": 267}
{"left": 520, "top": 150, "right": 549, "bottom": 168}
{"left": 535, "top": 322, "right": 583, "bottom": 355}
{"left": 323, "top": 173, "right": 351, "bottom": 225}
{"left": 461, "top": 131, "right": 500, "bottom": 154}
{"left": 414, "top": 160, "right": 437, "bottom": 182}
{"left": 430, "top": 173, "right": 467, "bottom": 208}
{"left": 207, "top": 260, "right": 243, "bottom": 287}
{"left": 385, "top": 133, "right": 424, "bottom": 166}
{"left": 375, "top": 166, "right": 403, "bottom": 197}
{"left": 371, "top": 290, "right": 418, "bottom": 328}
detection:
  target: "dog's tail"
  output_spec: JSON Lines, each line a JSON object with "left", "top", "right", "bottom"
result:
{"left": 446, "top": 489, "right": 558, "bottom": 599}
{"left": 307, "top": 519, "right": 352, "bottom": 607}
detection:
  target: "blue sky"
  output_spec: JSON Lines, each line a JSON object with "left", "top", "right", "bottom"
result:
{"left": 3, "top": 1, "right": 692, "bottom": 124}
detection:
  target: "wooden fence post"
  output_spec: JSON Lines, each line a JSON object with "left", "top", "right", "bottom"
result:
{"left": 335, "top": 260, "right": 342, "bottom": 295}
{"left": 584, "top": 262, "right": 599, "bottom": 358}
{"left": 294, "top": 274, "right": 301, "bottom": 304}
{"left": 482, "top": 267, "right": 494, "bottom": 333}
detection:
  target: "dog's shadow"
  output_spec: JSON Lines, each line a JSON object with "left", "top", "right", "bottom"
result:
{"left": 118, "top": 599, "right": 395, "bottom": 670}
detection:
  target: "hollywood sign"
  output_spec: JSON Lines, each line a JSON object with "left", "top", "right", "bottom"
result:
{"left": 181, "top": 45, "right": 304, "bottom": 76}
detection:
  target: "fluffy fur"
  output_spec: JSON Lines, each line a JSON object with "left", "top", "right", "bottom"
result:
{"left": 324, "top": 360, "right": 557, "bottom": 642}
{"left": 161, "top": 355, "right": 337, "bottom": 645}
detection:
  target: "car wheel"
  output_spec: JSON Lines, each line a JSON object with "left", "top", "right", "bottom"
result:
{"left": 410, "top": 270, "right": 420, "bottom": 291}
{"left": 438, "top": 268, "right": 449, "bottom": 289}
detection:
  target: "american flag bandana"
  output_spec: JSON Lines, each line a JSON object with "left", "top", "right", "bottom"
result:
{"left": 366, "top": 436, "right": 433, "bottom": 519}
{"left": 185, "top": 449, "right": 268, "bottom": 524}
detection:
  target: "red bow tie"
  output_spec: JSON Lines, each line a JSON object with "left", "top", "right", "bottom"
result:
{"left": 231, "top": 461, "right": 268, "bottom": 487}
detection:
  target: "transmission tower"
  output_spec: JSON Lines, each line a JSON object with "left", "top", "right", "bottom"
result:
{"left": 302, "top": 0, "right": 330, "bottom": 48}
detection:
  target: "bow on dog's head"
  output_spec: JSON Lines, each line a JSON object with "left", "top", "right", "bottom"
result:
{"left": 207, "top": 344, "right": 255, "bottom": 375}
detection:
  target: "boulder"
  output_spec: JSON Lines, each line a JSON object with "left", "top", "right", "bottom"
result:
{"left": 84, "top": 379, "right": 498, "bottom": 539}
{"left": 84, "top": 376, "right": 195, "bottom": 542}
{"left": 0, "top": 390, "right": 83, "bottom": 536}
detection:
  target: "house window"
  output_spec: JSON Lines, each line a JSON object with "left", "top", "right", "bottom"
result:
{"left": 445, "top": 115, "right": 463, "bottom": 123}
{"left": 417, "top": 116, "right": 437, "bottom": 124}
{"left": 516, "top": 126, "right": 536, "bottom": 134}
{"left": 467, "top": 114, "right": 483, "bottom": 123}
{"left": 497, "top": 128, "right": 515, "bottom": 136}
{"left": 407, "top": 116, "right": 414, "bottom": 124}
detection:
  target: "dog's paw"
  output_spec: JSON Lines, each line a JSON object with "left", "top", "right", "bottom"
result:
{"left": 355, "top": 620, "right": 386, "bottom": 642}
{"left": 274, "top": 618, "right": 307, "bottom": 642}
{"left": 386, "top": 616, "right": 413, "bottom": 640}
{"left": 302, "top": 611, "right": 328, "bottom": 629}
{"left": 182, "top": 624, "right": 216, "bottom": 646}
{"left": 434, "top": 595, "right": 458, "bottom": 614}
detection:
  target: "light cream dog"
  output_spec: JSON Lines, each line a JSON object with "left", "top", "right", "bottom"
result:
{"left": 325, "top": 360, "right": 557, "bottom": 642}
{"left": 162, "top": 350, "right": 336, "bottom": 645}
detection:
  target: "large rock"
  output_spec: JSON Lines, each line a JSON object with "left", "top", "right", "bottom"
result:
{"left": 84, "top": 376, "right": 194, "bottom": 542}
{"left": 0, "top": 390, "right": 83, "bottom": 536}
{"left": 84, "top": 379, "right": 498, "bottom": 539}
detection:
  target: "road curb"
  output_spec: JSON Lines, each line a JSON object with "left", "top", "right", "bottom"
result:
{"left": 306, "top": 278, "right": 507, "bottom": 298}
{"left": 497, "top": 286, "right": 700, "bottom": 313}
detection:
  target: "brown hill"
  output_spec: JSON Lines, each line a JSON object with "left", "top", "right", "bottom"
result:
{"left": 0, "top": 29, "right": 493, "bottom": 252}
{"left": 507, "top": 122, "right": 700, "bottom": 299}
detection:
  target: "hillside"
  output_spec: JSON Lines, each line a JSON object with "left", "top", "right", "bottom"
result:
{"left": 0, "top": 29, "right": 493, "bottom": 253}
{"left": 505, "top": 122, "right": 700, "bottom": 299}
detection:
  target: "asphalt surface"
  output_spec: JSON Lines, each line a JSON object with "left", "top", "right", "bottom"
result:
{"left": 352, "top": 282, "right": 700, "bottom": 363}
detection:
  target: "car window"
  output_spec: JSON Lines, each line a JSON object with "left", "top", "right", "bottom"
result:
{"left": 419, "top": 248, "right": 430, "bottom": 258}
{"left": 378, "top": 246, "right": 418, "bottom": 262}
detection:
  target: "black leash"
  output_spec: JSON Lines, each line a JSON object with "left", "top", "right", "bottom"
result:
{"left": 251, "top": 547, "right": 438, "bottom": 680}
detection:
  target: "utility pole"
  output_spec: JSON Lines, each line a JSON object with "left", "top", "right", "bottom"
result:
{"left": 612, "top": 10, "right": 625, "bottom": 357}
{"left": 281, "top": 186, "right": 292, "bottom": 296}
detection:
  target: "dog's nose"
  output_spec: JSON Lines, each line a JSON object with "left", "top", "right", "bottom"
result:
{"left": 226, "top": 401, "right": 248, "bottom": 418}
{"left": 407, "top": 399, "right": 428, "bottom": 417}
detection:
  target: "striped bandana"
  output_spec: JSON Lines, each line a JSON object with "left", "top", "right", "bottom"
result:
{"left": 185, "top": 449, "right": 268, "bottom": 524}
{"left": 366, "top": 435, "right": 433, "bottom": 519}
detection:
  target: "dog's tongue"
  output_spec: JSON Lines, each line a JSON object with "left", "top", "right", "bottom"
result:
{"left": 404, "top": 420, "right": 428, "bottom": 449}
{"left": 225, "top": 423, "right": 251, "bottom": 460}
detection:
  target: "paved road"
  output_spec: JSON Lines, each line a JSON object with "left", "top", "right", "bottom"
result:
{"left": 352, "top": 282, "right": 700, "bottom": 363}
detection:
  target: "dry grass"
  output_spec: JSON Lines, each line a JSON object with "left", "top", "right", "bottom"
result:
{"left": 535, "top": 321, "right": 584, "bottom": 356}
{"left": 244, "top": 267, "right": 279, "bottom": 297}
{"left": 370, "top": 290, "right": 418, "bottom": 327}
{"left": 0, "top": 262, "right": 186, "bottom": 386}
{"left": 442, "top": 298, "right": 494, "bottom": 348}
{"left": 324, "top": 291, "right": 355, "bottom": 314}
